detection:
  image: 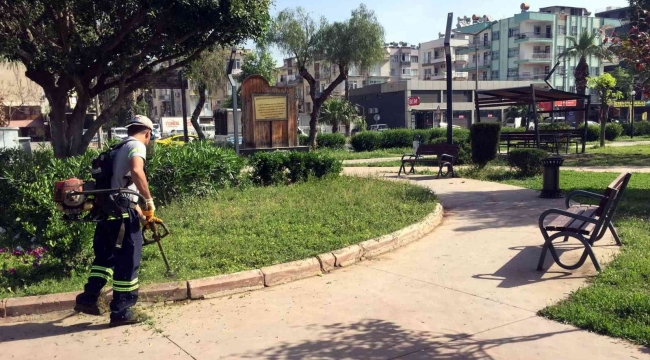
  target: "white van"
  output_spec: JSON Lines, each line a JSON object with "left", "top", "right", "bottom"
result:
{"left": 111, "top": 127, "right": 128, "bottom": 140}
{"left": 200, "top": 125, "right": 216, "bottom": 139}
{"left": 505, "top": 117, "right": 522, "bottom": 128}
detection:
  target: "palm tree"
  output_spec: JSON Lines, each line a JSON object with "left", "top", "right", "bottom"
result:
{"left": 558, "top": 30, "right": 614, "bottom": 124}
{"left": 319, "top": 98, "right": 361, "bottom": 136}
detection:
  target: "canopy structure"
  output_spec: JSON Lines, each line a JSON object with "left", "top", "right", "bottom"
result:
{"left": 475, "top": 84, "right": 591, "bottom": 152}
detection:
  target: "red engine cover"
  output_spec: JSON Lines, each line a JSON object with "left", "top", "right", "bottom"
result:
{"left": 53, "top": 178, "right": 85, "bottom": 202}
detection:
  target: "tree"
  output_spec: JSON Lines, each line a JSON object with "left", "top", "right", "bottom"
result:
{"left": 558, "top": 31, "right": 614, "bottom": 124}
{"left": 588, "top": 73, "right": 623, "bottom": 146}
{"left": 269, "top": 5, "right": 384, "bottom": 147}
{"left": 186, "top": 48, "right": 230, "bottom": 139}
{"left": 610, "top": 67, "right": 634, "bottom": 96}
{"left": 0, "top": 0, "right": 271, "bottom": 158}
{"left": 319, "top": 98, "right": 362, "bottom": 136}
{"left": 609, "top": 4, "right": 650, "bottom": 93}
{"left": 222, "top": 48, "right": 277, "bottom": 108}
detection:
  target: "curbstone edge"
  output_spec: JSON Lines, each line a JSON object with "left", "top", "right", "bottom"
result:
{"left": 359, "top": 234, "right": 399, "bottom": 260}
{"left": 188, "top": 270, "right": 264, "bottom": 300}
{"left": 139, "top": 281, "right": 189, "bottom": 303}
{"left": 332, "top": 245, "right": 363, "bottom": 267}
{"left": 4, "top": 291, "right": 77, "bottom": 317}
{"left": 316, "top": 253, "right": 336, "bottom": 273}
{"left": 261, "top": 258, "right": 322, "bottom": 287}
{"left": 1, "top": 298, "right": 6, "bottom": 318}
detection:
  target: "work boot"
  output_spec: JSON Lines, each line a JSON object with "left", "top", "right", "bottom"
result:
{"left": 74, "top": 293, "right": 103, "bottom": 316}
{"left": 109, "top": 308, "right": 149, "bottom": 328}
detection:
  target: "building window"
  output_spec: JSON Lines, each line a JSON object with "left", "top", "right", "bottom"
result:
{"left": 557, "top": 25, "right": 566, "bottom": 35}
{"left": 492, "top": 51, "right": 500, "bottom": 60}
{"left": 507, "top": 68, "right": 518, "bottom": 78}
{"left": 582, "top": 27, "right": 587, "bottom": 34}
{"left": 558, "top": 67, "right": 566, "bottom": 75}
{"left": 590, "top": 67, "right": 600, "bottom": 76}
{"left": 288, "top": 69, "right": 293, "bottom": 76}
{"left": 508, "top": 28, "right": 520, "bottom": 38}
{"left": 411, "top": 56, "right": 419, "bottom": 63}
{"left": 471, "top": 73, "right": 476, "bottom": 81}
{"left": 569, "top": 86, "right": 576, "bottom": 93}
{"left": 401, "top": 53, "right": 411, "bottom": 62}
{"left": 491, "top": 70, "right": 499, "bottom": 80}
{"left": 434, "top": 49, "right": 442, "bottom": 59}
{"left": 570, "top": 26, "right": 577, "bottom": 35}
{"left": 349, "top": 81, "right": 358, "bottom": 89}
{"left": 557, "top": 46, "right": 565, "bottom": 54}
{"left": 424, "top": 52, "right": 431, "bottom": 63}
{"left": 411, "top": 69, "right": 418, "bottom": 76}
{"left": 492, "top": 31, "right": 500, "bottom": 40}
{"left": 390, "top": 69, "right": 396, "bottom": 76}
{"left": 391, "top": 55, "right": 399, "bottom": 63}
{"left": 508, "top": 48, "right": 519, "bottom": 58}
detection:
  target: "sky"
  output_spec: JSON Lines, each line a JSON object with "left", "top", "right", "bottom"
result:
{"left": 251, "top": 0, "right": 630, "bottom": 65}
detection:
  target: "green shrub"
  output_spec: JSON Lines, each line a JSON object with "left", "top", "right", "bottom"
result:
{"left": 0, "top": 148, "right": 96, "bottom": 272}
{"left": 350, "top": 131, "right": 382, "bottom": 151}
{"left": 430, "top": 136, "right": 472, "bottom": 165}
{"left": 622, "top": 121, "right": 650, "bottom": 137}
{"left": 317, "top": 133, "right": 346, "bottom": 149}
{"left": 605, "top": 123, "right": 623, "bottom": 141}
{"left": 429, "top": 128, "right": 447, "bottom": 140}
{"left": 539, "top": 122, "right": 571, "bottom": 130}
{"left": 147, "top": 140, "right": 246, "bottom": 203}
{"left": 249, "top": 151, "right": 288, "bottom": 186}
{"left": 249, "top": 151, "right": 342, "bottom": 186}
{"left": 508, "top": 148, "right": 548, "bottom": 176}
{"left": 381, "top": 129, "right": 416, "bottom": 149}
{"left": 470, "top": 123, "right": 501, "bottom": 166}
{"left": 501, "top": 127, "right": 526, "bottom": 133}
{"left": 582, "top": 124, "right": 600, "bottom": 142}
{"left": 299, "top": 134, "right": 309, "bottom": 146}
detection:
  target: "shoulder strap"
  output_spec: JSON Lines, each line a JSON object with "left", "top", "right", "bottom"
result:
{"left": 110, "top": 138, "right": 137, "bottom": 152}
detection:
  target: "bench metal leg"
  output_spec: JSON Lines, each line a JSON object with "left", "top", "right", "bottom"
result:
{"left": 398, "top": 162, "right": 405, "bottom": 176}
{"left": 537, "top": 230, "right": 601, "bottom": 272}
{"left": 608, "top": 223, "right": 623, "bottom": 246}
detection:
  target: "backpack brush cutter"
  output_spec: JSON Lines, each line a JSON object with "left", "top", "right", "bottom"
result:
{"left": 53, "top": 178, "right": 173, "bottom": 275}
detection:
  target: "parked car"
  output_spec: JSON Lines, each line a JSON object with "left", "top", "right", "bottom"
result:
{"left": 369, "top": 124, "right": 388, "bottom": 132}
{"left": 111, "top": 127, "right": 128, "bottom": 140}
{"left": 439, "top": 122, "right": 461, "bottom": 129}
{"left": 504, "top": 117, "right": 522, "bottom": 128}
{"left": 156, "top": 134, "right": 198, "bottom": 146}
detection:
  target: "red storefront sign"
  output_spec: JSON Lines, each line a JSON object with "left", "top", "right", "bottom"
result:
{"left": 408, "top": 96, "right": 421, "bottom": 106}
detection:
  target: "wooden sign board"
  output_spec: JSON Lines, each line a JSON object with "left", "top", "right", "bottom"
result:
{"left": 253, "top": 94, "right": 288, "bottom": 121}
{"left": 240, "top": 75, "right": 302, "bottom": 151}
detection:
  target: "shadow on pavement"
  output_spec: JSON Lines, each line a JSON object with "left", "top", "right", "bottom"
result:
{"left": 0, "top": 313, "right": 106, "bottom": 342}
{"left": 472, "top": 245, "right": 594, "bottom": 288}
{"left": 235, "top": 318, "right": 578, "bottom": 360}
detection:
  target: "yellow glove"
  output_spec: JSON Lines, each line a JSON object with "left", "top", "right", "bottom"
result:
{"left": 142, "top": 199, "right": 156, "bottom": 221}
{"left": 143, "top": 217, "right": 164, "bottom": 231}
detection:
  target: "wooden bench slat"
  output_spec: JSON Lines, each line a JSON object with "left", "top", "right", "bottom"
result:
{"left": 545, "top": 206, "right": 599, "bottom": 235}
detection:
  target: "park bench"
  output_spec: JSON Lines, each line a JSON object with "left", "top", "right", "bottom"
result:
{"left": 398, "top": 144, "right": 460, "bottom": 178}
{"left": 500, "top": 130, "right": 585, "bottom": 154}
{"left": 537, "top": 172, "right": 631, "bottom": 272}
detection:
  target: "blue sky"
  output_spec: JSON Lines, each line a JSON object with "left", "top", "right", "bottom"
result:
{"left": 252, "top": 0, "right": 630, "bottom": 65}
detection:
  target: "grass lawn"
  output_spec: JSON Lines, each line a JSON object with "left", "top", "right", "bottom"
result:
{"left": 316, "top": 148, "right": 410, "bottom": 161}
{"left": 0, "top": 176, "right": 437, "bottom": 299}
{"left": 563, "top": 144, "right": 650, "bottom": 167}
{"left": 462, "top": 167, "right": 650, "bottom": 346}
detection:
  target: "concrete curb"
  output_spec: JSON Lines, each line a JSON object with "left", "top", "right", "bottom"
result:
{"left": 0, "top": 203, "right": 443, "bottom": 319}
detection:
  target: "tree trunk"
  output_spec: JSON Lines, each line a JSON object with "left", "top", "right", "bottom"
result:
{"left": 331, "top": 121, "right": 339, "bottom": 134}
{"left": 48, "top": 94, "right": 70, "bottom": 158}
{"left": 190, "top": 84, "right": 207, "bottom": 140}
{"left": 345, "top": 124, "right": 351, "bottom": 137}
{"left": 345, "top": 77, "right": 349, "bottom": 100}
{"left": 575, "top": 57, "right": 590, "bottom": 125}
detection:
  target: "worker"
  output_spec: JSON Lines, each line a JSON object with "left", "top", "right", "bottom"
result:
{"left": 74, "top": 115, "right": 160, "bottom": 327}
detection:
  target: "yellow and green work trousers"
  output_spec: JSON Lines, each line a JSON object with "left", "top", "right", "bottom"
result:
{"left": 77, "top": 207, "right": 143, "bottom": 319}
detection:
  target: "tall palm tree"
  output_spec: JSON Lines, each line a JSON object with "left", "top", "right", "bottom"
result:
{"left": 558, "top": 30, "right": 614, "bottom": 124}
{"left": 319, "top": 98, "right": 361, "bottom": 136}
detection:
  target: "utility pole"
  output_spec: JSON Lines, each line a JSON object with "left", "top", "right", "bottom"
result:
{"left": 227, "top": 47, "right": 240, "bottom": 154}
{"left": 180, "top": 71, "right": 189, "bottom": 143}
{"left": 444, "top": 12, "right": 454, "bottom": 144}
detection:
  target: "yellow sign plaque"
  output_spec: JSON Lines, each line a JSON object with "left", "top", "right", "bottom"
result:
{"left": 253, "top": 95, "right": 288, "bottom": 121}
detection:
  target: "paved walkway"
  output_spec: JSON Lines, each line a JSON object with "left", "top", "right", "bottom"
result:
{"left": 1, "top": 173, "right": 648, "bottom": 359}
{"left": 344, "top": 165, "right": 650, "bottom": 175}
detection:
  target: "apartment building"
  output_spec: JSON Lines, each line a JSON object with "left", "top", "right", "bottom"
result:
{"left": 387, "top": 42, "right": 420, "bottom": 82}
{"left": 451, "top": 4, "right": 621, "bottom": 99}
{"left": 419, "top": 36, "right": 471, "bottom": 81}
{"left": 149, "top": 48, "right": 249, "bottom": 123}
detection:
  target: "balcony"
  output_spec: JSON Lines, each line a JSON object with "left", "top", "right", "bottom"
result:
{"left": 456, "top": 60, "right": 491, "bottom": 72}
{"left": 422, "top": 56, "right": 445, "bottom": 65}
{"left": 456, "top": 40, "right": 491, "bottom": 54}
{"left": 516, "top": 52, "right": 553, "bottom": 63}
{"left": 516, "top": 32, "right": 554, "bottom": 42}
{"left": 512, "top": 72, "right": 549, "bottom": 81}
{"left": 454, "top": 55, "right": 469, "bottom": 63}
{"left": 277, "top": 74, "right": 304, "bottom": 87}
{"left": 425, "top": 71, "right": 469, "bottom": 80}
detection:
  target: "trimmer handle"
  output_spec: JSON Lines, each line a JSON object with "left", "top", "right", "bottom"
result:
{"left": 142, "top": 221, "right": 169, "bottom": 246}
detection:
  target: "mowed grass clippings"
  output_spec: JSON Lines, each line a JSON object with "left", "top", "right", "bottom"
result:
{"left": 1, "top": 176, "right": 437, "bottom": 298}
{"left": 463, "top": 167, "right": 650, "bottom": 346}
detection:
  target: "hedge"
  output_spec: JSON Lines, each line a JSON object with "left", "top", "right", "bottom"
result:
{"left": 249, "top": 151, "right": 342, "bottom": 186}
{"left": 470, "top": 123, "right": 501, "bottom": 166}
{"left": 508, "top": 148, "right": 548, "bottom": 176}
